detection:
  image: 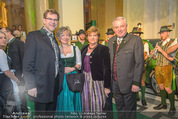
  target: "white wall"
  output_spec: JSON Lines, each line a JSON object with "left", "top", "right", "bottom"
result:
{"left": 59, "top": 0, "right": 84, "bottom": 34}
{"left": 124, "top": 0, "right": 178, "bottom": 39}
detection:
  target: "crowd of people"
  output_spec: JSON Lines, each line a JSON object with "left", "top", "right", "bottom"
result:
{"left": 0, "top": 8, "right": 178, "bottom": 119}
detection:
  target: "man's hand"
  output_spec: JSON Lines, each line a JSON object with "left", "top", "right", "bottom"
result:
{"left": 131, "top": 85, "right": 140, "bottom": 92}
{"left": 155, "top": 44, "right": 163, "bottom": 52}
{"left": 28, "top": 88, "right": 37, "bottom": 98}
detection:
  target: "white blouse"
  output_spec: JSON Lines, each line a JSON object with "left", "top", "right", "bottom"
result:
{"left": 0, "top": 49, "right": 9, "bottom": 72}
{"left": 59, "top": 45, "right": 81, "bottom": 68}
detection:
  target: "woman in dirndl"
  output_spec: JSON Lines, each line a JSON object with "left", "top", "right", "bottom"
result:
{"left": 81, "top": 26, "right": 111, "bottom": 112}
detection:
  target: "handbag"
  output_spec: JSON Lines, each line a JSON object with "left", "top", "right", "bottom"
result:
{"left": 66, "top": 71, "right": 85, "bottom": 92}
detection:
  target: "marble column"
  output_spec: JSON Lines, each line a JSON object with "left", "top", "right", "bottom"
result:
{"left": 24, "top": 0, "right": 36, "bottom": 33}
{"left": 35, "top": 0, "right": 49, "bottom": 30}
{"left": 4, "top": 0, "right": 12, "bottom": 28}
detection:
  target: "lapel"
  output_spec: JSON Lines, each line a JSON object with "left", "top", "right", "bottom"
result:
{"left": 82, "top": 45, "right": 89, "bottom": 62}
{"left": 112, "top": 37, "right": 117, "bottom": 55}
{"left": 117, "top": 34, "right": 129, "bottom": 53}
{"left": 112, "top": 33, "right": 129, "bottom": 54}
{"left": 39, "top": 28, "right": 54, "bottom": 50}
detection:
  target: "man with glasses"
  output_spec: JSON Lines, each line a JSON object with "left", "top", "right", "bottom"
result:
{"left": 23, "top": 9, "right": 64, "bottom": 116}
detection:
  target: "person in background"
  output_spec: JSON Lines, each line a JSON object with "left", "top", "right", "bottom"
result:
{"left": 130, "top": 27, "right": 149, "bottom": 106}
{"left": 108, "top": 17, "right": 144, "bottom": 119}
{"left": 56, "top": 26, "right": 82, "bottom": 112}
{"left": 101, "top": 28, "right": 115, "bottom": 46}
{"left": 13, "top": 30, "right": 21, "bottom": 38}
{"left": 13, "top": 30, "right": 26, "bottom": 43}
{"left": 18, "top": 25, "right": 26, "bottom": 37}
{"left": 12, "top": 25, "right": 16, "bottom": 33}
{"left": 101, "top": 28, "right": 115, "bottom": 115}
{"left": 74, "top": 29, "right": 88, "bottom": 50}
{"left": 23, "top": 9, "right": 64, "bottom": 116}
{"left": 151, "top": 26, "right": 176, "bottom": 116}
{"left": 0, "top": 30, "right": 19, "bottom": 118}
{"left": 1, "top": 27, "right": 25, "bottom": 114}
{"left": 1, "top": 27, "right": 24, "bottom": 87}
{"left": 81, "top": 26, "right": 111, "bottom": 113}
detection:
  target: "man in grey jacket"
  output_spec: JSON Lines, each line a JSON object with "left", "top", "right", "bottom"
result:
{"left": 108, "top": 17, "right": 144, "bottom": 119}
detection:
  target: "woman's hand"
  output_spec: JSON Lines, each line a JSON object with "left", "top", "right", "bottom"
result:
{"left": 104, "top": 88, "right": 110, "bottom": 98}
{"left": 65, "top": 67, "right": 75, "bottom": 74}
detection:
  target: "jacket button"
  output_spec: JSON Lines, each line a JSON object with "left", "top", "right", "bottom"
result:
{"left": 90, "top": 56, "right": 92, "bottom": 58}
{"left": 90, "top": 62, "right": 92, "bottom": 64}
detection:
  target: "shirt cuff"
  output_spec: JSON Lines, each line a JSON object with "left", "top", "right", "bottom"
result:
{"left": 132, "top": 81, "right": 140, "bottom": 87}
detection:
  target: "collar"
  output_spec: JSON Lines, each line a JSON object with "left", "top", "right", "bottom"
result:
{"left": 79, "top": 39, "right": 86, "bottom": 44}
{"left": 117, "top": 37, "right": 123, "bottom": 44}
{"left": 8, "top": 37, "right": 14, "bottom": 43}
{"left": 116, "top": 33, "right": 128, "bottom": 44}
{"left": 162, "top": 38, "right": 170, "bottom": 46}
{"left": 41, "top": 27, "right": 54, "bottom": 36}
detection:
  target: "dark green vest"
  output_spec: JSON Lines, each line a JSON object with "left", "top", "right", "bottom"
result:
{"left": 61, "top": 46, "right": 76, "bottom": 67}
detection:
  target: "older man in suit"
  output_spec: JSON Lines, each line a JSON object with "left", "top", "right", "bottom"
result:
{"left": 23, "top": 9, "right": 64, "bottom": 116}
{"left": 108, "top": 17, "right": 144, "bottom": 119}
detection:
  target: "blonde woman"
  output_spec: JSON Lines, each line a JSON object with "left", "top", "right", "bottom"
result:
{"left": 56, "top": 26, "right": 82, "bottom": 111}
{"left": 0, "top": 31, "right": 19, "bottom": 117}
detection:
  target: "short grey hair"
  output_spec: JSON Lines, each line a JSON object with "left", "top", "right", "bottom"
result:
{"left": 112, "top": 17, "right": 127, "bottom": 27}
{"left": 56, "top": 26, "right": 72, "bottom": 41}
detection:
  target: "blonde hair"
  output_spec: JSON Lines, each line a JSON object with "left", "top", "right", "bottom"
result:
{"left": 0, "top": 30, "right": 8, "bottom": 49}
{"left": 56, "top": 26, "right": 72, "bottom": 41}
{"left": 86, "top": 26, "right": 100, "bottom": 37}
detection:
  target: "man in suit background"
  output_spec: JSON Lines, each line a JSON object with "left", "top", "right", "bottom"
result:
{"left": 23, "top": 9, "right": 64, "bottom": 116}
{"left": 1, "top": 27, "right": 25, "bottom": 114}
{"left": 108, "top": 17, "right": 144, "bottom": 119}
{"left": 1, "top": 27, "right": 24, "bottom": 84}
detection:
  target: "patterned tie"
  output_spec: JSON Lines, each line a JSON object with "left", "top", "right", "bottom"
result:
{"left": 5, "top": 43, "right": 9, "bottom": 54}
{"left": 48, "top": 33, "right": 59, "bottom": 77}
{"left": 113, "top": 38, "right": 121, "bottom": 81}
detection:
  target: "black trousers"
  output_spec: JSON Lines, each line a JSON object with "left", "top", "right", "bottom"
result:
{"left": 34, "top": 74, "right": 59, "bottom": 118}
{"left": 112, "top": 80, "right": 136, "bottom": 119}
{"left": 0, "top": 74, "right": 12, "bottom": 118}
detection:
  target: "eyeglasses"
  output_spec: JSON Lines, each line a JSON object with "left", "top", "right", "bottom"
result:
{"left": 45, "top": 18, "right": 59, "bottom": 22}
